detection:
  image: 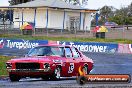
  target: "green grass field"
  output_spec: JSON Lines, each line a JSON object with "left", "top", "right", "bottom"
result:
{"left": 0, "top": 34, "right": 132, "bottom": 44}
{"left": 0, "top": 56, "right": 13, "bottom": 76}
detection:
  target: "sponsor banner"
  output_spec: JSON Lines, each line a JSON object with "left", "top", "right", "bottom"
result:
{"left": 1, "top": 38, "right": 132, "bottom": 55}
{"left": 118, "top": 44, "right": 132, "bottom": 54}
{"left": 57, "top": 41, "right": 118, "bottom": 53}
{"left": 77, "top": 74, "right": 131, "bottom": 85}
{"left": 0, "top": 38, "right": 48, "bottom": 50}
{"left": 0, "top": 39, "right": 4, "bottom": 48}
{"left": 129, "top": 44, "right": 132, "bottom": 53}
{"left": 77, "top": 66, "right": 130, "bottom": 85}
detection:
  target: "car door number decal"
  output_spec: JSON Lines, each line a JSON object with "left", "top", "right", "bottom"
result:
{"left": 68, "top": 63, "right": 74, "bottom": 73}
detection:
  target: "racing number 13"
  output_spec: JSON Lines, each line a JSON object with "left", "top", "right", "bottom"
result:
{"left": 68, "top": 63, "right": 74, "bottom": 73}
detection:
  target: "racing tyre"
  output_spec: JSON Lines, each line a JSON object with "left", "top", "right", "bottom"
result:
{"left": 51, "top": 67, "right": 61, "bottom": 80}
{"left": 77, "top": 76, "right": 87, "bottom": 85}
{"left": 9, "top": 74, "right": 20, "bottom": 82}
{"left": 83, "top": 65, "right": 88, "bottom": 75}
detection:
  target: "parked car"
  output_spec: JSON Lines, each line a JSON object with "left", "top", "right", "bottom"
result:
{"left": 6, "top": 45, "right": 94, "bottom": 81}
{"left": 104, "top": 22, "right": 118, "bottom": 28}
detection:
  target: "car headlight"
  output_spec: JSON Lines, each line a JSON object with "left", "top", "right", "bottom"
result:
{"left": 6, "top": 63, "right": 12, "bottom": 69}
{"left": 43, "top": 63, "right": 50, "bottom": 69}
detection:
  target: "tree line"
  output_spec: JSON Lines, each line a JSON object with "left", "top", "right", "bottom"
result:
{"left": 92, "top": 3, "right": 132, "bottom": 25}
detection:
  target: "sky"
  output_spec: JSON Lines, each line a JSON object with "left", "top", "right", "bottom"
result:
{"left": 0, "top": 0, "right": 132, "bottom": 9}
{"left": 86, "top": 0, "right": 132, "bottom": 9}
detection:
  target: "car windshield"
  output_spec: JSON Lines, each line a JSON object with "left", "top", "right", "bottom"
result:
{"left": 27, "top": 46, "right": 64, "bottom": 57}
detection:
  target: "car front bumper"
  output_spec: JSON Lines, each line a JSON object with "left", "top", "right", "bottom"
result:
{"left": 7, "top": 68, "right": 51, "bottom": 72}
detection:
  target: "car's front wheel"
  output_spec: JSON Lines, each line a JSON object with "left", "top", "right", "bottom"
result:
{"left": 9, "top": 74, "right": 20, "bottom": 82}
{"left": 50, "top": 67, "right": 61, "bottom": 80}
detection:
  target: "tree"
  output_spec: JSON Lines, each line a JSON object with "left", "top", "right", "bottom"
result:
{"left": 8, "top": 0, "right": 16, "bottom": 5}
{"left": 99, "top": 6, "right": 115, "bottom": 23}
{"left": 108, "top": 3, "right": 132, "bottom": 25}
{"left": 127, "top": 2, "right": 132, "bottom": 17}
{"left": 91, "top": 3, "right": 132, "bottom": 26}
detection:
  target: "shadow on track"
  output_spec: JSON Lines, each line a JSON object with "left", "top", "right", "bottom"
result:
{"left": 17, "top": 77, "right": 76, "bottom": 82}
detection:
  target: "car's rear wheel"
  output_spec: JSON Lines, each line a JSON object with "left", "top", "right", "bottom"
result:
{"left": 83, "top": 65, "right": 88, "bottom": 75}
{"left": 9, "top": 74, "right": 20, "bottom": 82}
{"left": 50, "top": 67, "right": 61, "bottom": 80}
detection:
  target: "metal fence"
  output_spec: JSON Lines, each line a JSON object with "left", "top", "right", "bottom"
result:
{"left": 0, "top": 21, "right": 132, "bottom": 40}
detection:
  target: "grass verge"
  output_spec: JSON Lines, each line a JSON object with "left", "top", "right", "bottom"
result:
{"left": 0, "top": 56, "right": 13, "bottom": 76}
{"left": 0, "top": 34, "right": 132, "bottom": 44}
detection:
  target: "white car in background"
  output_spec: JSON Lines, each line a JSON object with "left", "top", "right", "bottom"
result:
{"left": 104, "top": 22, "right": 118, "bottom": 28}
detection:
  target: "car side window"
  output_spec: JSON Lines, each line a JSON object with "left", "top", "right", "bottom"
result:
{"left": 71, "top": 47, "right": 80, "bottom": 58}
{"left": 65, "top": 47, "right": 72, "bottom": 58}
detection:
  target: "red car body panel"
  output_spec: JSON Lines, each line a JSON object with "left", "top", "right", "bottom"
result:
{"left": 6, "top": 45, "right": 94, "bottom": 79}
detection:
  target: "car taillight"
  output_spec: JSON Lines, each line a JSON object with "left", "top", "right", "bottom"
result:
{"left": 43, "top": 63, "right": 50, "bottom": 69}
{"left": 6, "top": 63, "right": 12, "bottom": 69}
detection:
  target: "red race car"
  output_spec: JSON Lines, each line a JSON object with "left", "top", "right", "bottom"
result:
{"left": 6, "top": 45, "right": 94, "bottom": 81}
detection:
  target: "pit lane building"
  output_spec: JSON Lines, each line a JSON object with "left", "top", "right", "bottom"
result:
{"left": 2, "top": 0, "right": 97, "bottom": 31}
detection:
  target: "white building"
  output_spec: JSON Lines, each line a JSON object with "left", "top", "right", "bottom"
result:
{"left": 12, "top": 0, "right": 97, "bottom": 31}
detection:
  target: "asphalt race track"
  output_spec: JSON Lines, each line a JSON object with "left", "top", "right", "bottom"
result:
{"left": 0, "top": 53, "right": 132, "bottom": 88}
